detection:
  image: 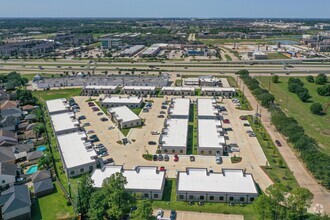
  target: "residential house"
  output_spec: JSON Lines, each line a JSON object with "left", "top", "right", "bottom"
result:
{"left": 0, "top": 185, "right": 31, "bottom": 220}
{"left": 27, "top": 151, "right": 43, "bottom": 163}
{"left": 0, "top": 163, "right": 17, "bottom": 188}
{"left": 0, "top": 116, "right": 17, "bottom": 131}
{"left": 0, "top": 130, "right": 17, "bottom": 146}
{"left": 0, "top": 148, "right": 15, "bottom": 164}
{"left": 0, "top": 101, "right": 17, "bottom": 111}
{"left": 1, "top": 108, "right": 22, "bottom": 119}
{"left": 31, "top": 170, "right": 54, "bottom": 197}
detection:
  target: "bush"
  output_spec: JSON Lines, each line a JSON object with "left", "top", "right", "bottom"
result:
{"left": 306, "top": 75, "right": 314, "bottom": 82}
{"left": 287, "top": 77, "right": 311, "bottom": 102}
{"left": 315, "top": 73, "right": 327, "bottom": 85}
{"left": 317, "top": 85, "right": 330, "bottom": 96}
{"left": 272, "top": 75, "right": 279, "bottom": 83}
{"left": 310, "top": 103, "right": 323, "bottom": 115}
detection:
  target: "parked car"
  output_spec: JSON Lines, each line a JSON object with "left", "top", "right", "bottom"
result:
{"left": 92, "top": 107, "right": 100, "bottom": 111}
{"left": 170, "top": 210, "right": 177, "bottom": 220}
{"left": 148, "top": 141, "right": 157, "bottom": 145}
{"left": 161, "top": 105, "right": 167, "bottom": 109}
{"left": 160, "top": 111, "right": 166, "bottom": 114}
{"left": 97, "top": 112, "right": 104, "bottom": 116}
{"left": 78, "top": 115, "right": 86, "bottom": 120}
{"left": 153, "top": 155, "right": 158, "bottom": 161}
{"left": 190, "top": 155, "right": 195, "bottom": 162}
{"left": 275, "top": 140, "right": 282, "bottom": 147}
{"left": 156, "top": 209, "right": 164, "bottom": 218}
{"left": 108, "top": 126, "right": 115, "bottom": 130}
{"left": 100, "top": 117, "right": 109, "bottom": 122}
{"left": 164, "top": 154, "right": 169, "bottom": 161}
{"left": 101, "top": 152, "right": 109, "bottom": 157}
{"left": 223, "top": 119, "right": 230, "bottom": 124}
{"left": 95, "top": 143, "right": 105, "bottom": 149}
{"left": 160, "top": 166, "right": 165, "bottom": 171}
{"left": 90, "top": 134, "right": 98, "bottom": 139}
{"left": 87, "top": 130, "right": 94, "bottom": 134}
{"left": 151, "top": 131, "right": 160, "bottom": 135}
{"left": 249, "top": 133, "right": 256, "bottom": 137}
{"left": 243, "top": 123, "right": 250, "bottom": 127}
{"left": 82, "top": 122, "right": 91, "bottom": 127}
{"left": 224, "top": 128, "right": 233, "bottom": 131}
{"left": 143, "top": 108, "right": 149, "bottom": 112}
{"left": 174, "top": 154, "right": 179, "bottom": 162}
{"left": 158, "top": 115, "right": 165, "bottom": 118}
{"left": 239, "top": 115, "right": 248, "bottom": 120}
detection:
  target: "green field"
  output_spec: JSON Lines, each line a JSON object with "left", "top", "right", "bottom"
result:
{"left": 32, "top": 88, "right": 82, "bottom": 101}
{"left": 267, "top": 53, "right": 290, "bottom": 60}
{"left": 152, "top": 179, "right": 257, "bottom": 220}
{"left": 32, "top": 183, "right": 76, "bottom": 220}
{"left": 258, "top": 76, "right": 330, "bottom": 154}
{"left": 224, "top": 54, "right": 232, "bottom": 61}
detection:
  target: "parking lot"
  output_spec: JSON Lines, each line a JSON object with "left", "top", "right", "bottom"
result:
{"left": 73, "top": 95, "right": 272, "bottom": 191}
{"left": 154, "top": 209, "right": 244, "bottom": 220}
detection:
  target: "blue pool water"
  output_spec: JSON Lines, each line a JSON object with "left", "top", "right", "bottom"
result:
{"left": 26, "top": 165, "right": 38, "bottom": 175}
{"left": 37, "top": 146, "right": 47, "bottom": 151}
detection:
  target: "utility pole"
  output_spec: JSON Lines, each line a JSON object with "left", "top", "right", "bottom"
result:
{"left": 268, "top": 80, "right": 271, "bottom": 91}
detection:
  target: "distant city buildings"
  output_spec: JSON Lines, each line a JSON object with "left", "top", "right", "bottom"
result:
{"left": 100, "top": 38, "right": 122, "bottom": 49}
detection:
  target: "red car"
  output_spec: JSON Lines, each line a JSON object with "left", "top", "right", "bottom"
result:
{"left": 160, "top": 166, "right": 165, "bottom": 171}
{"left": 174, "top": 154, "right": 179, "bottom": 162}
{"left": 92, "top": 107, "right": 100, "bottom": 111}
{"left": 275, "top": 140, "right": 282, "bottom": 147}
{"left": 223, "top": 119, "right": 230, "bottom": 124}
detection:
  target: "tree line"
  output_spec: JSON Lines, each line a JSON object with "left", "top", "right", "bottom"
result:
{"left": 287, "top": 77, "right": 311, "bottom": 102}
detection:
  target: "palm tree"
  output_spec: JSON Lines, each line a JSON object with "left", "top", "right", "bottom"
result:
{"left": 32, "top": 108, "right": 43, "bottom": 122}
{"left": 33, "top": 123, "right": 45, "bottom": 141}
{"left": 38, "top": 151, "right": 53, "bottom": 169}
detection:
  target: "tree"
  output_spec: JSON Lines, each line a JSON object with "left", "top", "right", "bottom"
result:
{"left": 317, "top": 85, "right": 330, "bottom": 96}
{"left": 287, "top": 188, "right": 313, "bottom": 218}
{"left": 76, "top": 175, "right": 95, "bottom": 216}
{"left": 254, "top": 194, "right": 272, "bottom": 220}
{"left": 32, "top": 108, "right": 43, "bottom": 122}
{"left": 33, "top": 123, "right": 45, "bottom": 141}
{"left": 296, "top": 87, "right": 311, "bottom": 102}
{"left": 131, "top": 200, "right": 153, "bottom": 220}
{"left": 266, "top": 184, "right": 287, "bottom": 220}
{"left": 16, "top": 90, "right": 37, "bottom": 105}
{"left": 38, "top": 151, "right": 53, "bottom": 169}
{"left": 236, "top": 69, "right": 249, "bottom": 76}
{"left": 88, "top": 190, "right": 108, "bottom": 220}
{"left": 306, "top": 75, "right": 314, "bottom": 83}
{"left": 272, "top": 75, "right": 279, "bottom": 83}
{"left": 315, "top": 73, "right": 327, "bottom": 85}
{"left": 103, "top": 173, "right": 135, "bottom": 220}
{"left": 310, "top": 103, "right": 323, "bottom": 115}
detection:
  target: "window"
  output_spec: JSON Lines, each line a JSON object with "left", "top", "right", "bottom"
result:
{"left": 229, "top": 197, "right": 234, "bottom": 201}
{"left": 201, "top": 150, "right": 204, "bottom": 154}
{"left": 154, "top": 194, "right": 159, "bottom": 199}
{"left": 209, "top": 151, "right": 212, "bottom": 155}
{"left": 180, "top": 150, "right": 183, "bottom": 153}
{"left": 80, "top": 168, "right": 84, "bottom": 173}
{"left": 210, "top": 196, "right": 214, "bottom": 201}
{"left": 219, "top": 196, "right": 224, "bottom": 201}
{"left": 179, "top": 195, "right": 184, "bottom": 200}
{"left": 250, "top": 197, "right": 255, "bottom": 202}
{"left": 164, "top": 149, "right": 168, "bottom": 153}
{"left": 70, "top": 171, "right": 75, "bottom": 176}
{"left": 2, "top": 180, "right": 5, "bottom": 184}
{"left": 144, "top": 194, "right": 149, "bottom": 198}
{"left": 200, "top": 196, "right": 204, "bottom": 200}
{"left": 189, "top": 195, "right": 194, "bottom": 200}
{"left": 89, "top": 166, "right": 94, "bottom": 171}
{"left": 240, "top": 197, "right": 245, "bottom": 202}
{"left": 172, "top": 149, "right": 175, "bottom": 153}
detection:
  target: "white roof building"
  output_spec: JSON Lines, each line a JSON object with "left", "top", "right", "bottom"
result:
{"left": 168, "top": 98, "right": 190, "bottom": 118}
{"left": 198, "top": 119, "right": 225, "bottom": 155}
{"left": 46, "top": 98, "right": 70, "bottom": 115}
{"left": 160, "top": 118, "right": 188, "bottom": 154}
{"left": 177, "top": 168, "right": 258, "bottom": 195}
{"left": 108, "top": 106, "right": 140, "bottom": 123}
{"left": 101, "top": 96, "right": 143, "bottom": 108}
{"left": 201, "top": 87, "right": 236, "bottom": 93}
{"left": 56, "top": 132, "right": 97, "bottom": 177}
{"left": 84, "top": 85, "right": 118, "bottom": 90}
{"left": 50, "top": 112, "right": 79, "bottom": 134}
{"left": 197, "top": 99, "right": 218, "bottom": 119}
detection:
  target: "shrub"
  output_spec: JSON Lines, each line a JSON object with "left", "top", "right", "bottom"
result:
{"left": 310, "top": 103, "right": 323, "bottom": 115}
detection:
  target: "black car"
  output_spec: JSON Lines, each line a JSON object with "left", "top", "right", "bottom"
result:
{"left": 152, "top": 155, "right": 158, "bottom": 161}
{"left": 148, "top": 141, "right": 157, "bottom": 145}
{"left": 275, "top": 140, "right": 282, "bottom": 147}
{"left": 170, "top": 210, "right": 177, "bottom": 220}
{"left": 78, "top": 115, "right": 86, "bottom": 120}
{"left": 103, "top": 158, "right": 114, "bottom": 164}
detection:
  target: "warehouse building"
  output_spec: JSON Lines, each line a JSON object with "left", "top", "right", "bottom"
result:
{"left": 120, "top": 45, "right": 145, "bottom": 57}
{"left": 197, "top": 99, "right": 219, "bottom": 119}
{"left": 50, "top": 112, "right": 80, "bottom": 135}
{"left": 159, "top": 118, "right": 188, "bottom": 154}
{"left": 83, "top": 85, "right": 119, "bottom": 96}
{"left": 56, "top": 131, "right": 97, "bottom": 177}
{"left": 161, "top": 87, "right": 195, "bottom": 96}
{"left": 108, "top": 106, "right": 142, "bottom": 129}
{"left": 91, "top": 166, "right": 166, "bottom": 200}
{"left": 201, "top": 87, "right": 236, "bottom": 96}
{"left": 46, "top": 98, "right": 70, "bottom": 115}
{"left": 177, "top": 168, "right": 259, "bottom": 203}
{"left": 101, "top": 96, "right": 143, "bottom": 108}
{"left": 168, "top": 98, "right": 190, "bottom": 119}
{"left": 122, "top": 86, "right": 156, "bottom": 95}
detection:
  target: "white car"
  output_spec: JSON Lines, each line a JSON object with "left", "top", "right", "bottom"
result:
{"left": 156, "top": 209, "right": 164, "bottom": 218}
{"left": 108, "top": 126, "right": 115, "bottom": 130}
{"left": 151, "top": 131, "right": 160, "bottom": 135}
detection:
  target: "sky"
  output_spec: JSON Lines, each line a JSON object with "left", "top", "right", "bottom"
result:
{"left": 1, "top": 0, "right": 329, "bottom": 18}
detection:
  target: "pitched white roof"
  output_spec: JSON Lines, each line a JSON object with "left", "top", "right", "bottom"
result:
{"left": 178, "top": 169, "right": 258, "bottom": 194}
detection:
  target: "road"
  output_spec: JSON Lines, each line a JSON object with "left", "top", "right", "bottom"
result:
{"left": 237, "top": 77, "right": 330, "bottom": 214}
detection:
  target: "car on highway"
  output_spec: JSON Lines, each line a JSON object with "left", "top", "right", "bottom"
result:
{"left": 148, "top": 141, "right": 157, "bottom": 145}
{"left": 275, "top": 140, "right": 282, "bottom": 147}
{"left": 164, "top": 154, "right": 169, "bottom": 161}
{"left": 174, "top": 154, "right": 179, "bottom": 162}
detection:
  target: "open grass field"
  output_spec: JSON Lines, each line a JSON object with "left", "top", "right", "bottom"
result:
{"left": 267, "top": 53, "right": 290, "bottom": 60}
{"left": 32, "top": 88, "right": 82, "bottom": 101}
{"left": 152, "top": 179, "right": 257, "bottom": 220}
{"left": 258, "top": 76, "right": 330, "bottom": 154}
{"left": 31, "top": 183, "right": 76, "bottom": 220}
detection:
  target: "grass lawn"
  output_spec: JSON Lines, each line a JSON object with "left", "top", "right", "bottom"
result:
{"left": 258, "top": 76, "right": 330, "bottom": 155}
{"left": 95, "top": 101, "right": 108, "bottom": 114}
{"left": 32, "top": 88, "right": 82, "bottom": 101}
{"left": 31, "top": 182, "right": 76, "bottom": 220}
{"left": 267, "top": 53, "right": 290, "bottom": 60}
{"left": 224, "top": 54, "right": 232, "bottom": 61}
{"left": 234, "top": 90, "right": 252, "bottom": 110}
{"left": 121, "top": 128, "right": 130, "bottom": 136}
{"left": 248, "top": 116, "right": 299, "bottom": 191}
{"left": 23, "top": 73, "right": 62, "bottom": 81}
{"left": 152, "top": 179, "right": 257, "bottom": 220}
{"left": 187, "top": 104, "right": 198, "bottom": 155}
{"left": 175, "top": 79, "right": 183, "bottom": 86}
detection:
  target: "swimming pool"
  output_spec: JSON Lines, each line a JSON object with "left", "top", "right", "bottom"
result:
{"left": 26, "top": 165, "right": 38, "bottom": 175}
{"left": 37, "top": 145, "right": 47, "bottom": 151}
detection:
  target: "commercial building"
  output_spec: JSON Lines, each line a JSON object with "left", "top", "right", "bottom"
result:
{"left": 108, "top": 106, "right": 142, "bottom": 129}
{"left": 201, "top": 87, "right": 236, "bottom": 96}
{"left": 46, "top": 98, "right": 70, "bottom": 115}
{"left": 56, "top": 131, "right": 97, "bottom": 177}
{"left": 120, "top": 45, "right": 145, "bottom": 57}
{"left": 197, "top": 99, "right": 224, "bottom": 155}
{"left": 91, "top": 166, "right": 166, "bottom": 200}
{"left": 168, "top": 98, "right": 190, "bottom": 119}
{"left": 83, "top": 85, "right": 119, "bottom": 96}
{"left": 183, "top": 76, "right": 222, "bottom": 87}
{"left": 50, "top": 112, "right": 80, "bottom": 135}
{"left": 176, "top": 169, "right": 259, "bottom": 203}
{"left": 161, "top": 87, "right": 195, "bottom": 96}
{"left": 159, "top": 118, "right": 188, "bottom": 154}
{"left": 100, "top": 38, "right": 122, "bottom": 49}
{"left": 101, "top": 96, "right": 143, "bottom": 108}
{"left": 122, "top": 86, "right": 156, "bottom": 95}
{"left": 253, "top": 51, "right": 268, "bottom": 60}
